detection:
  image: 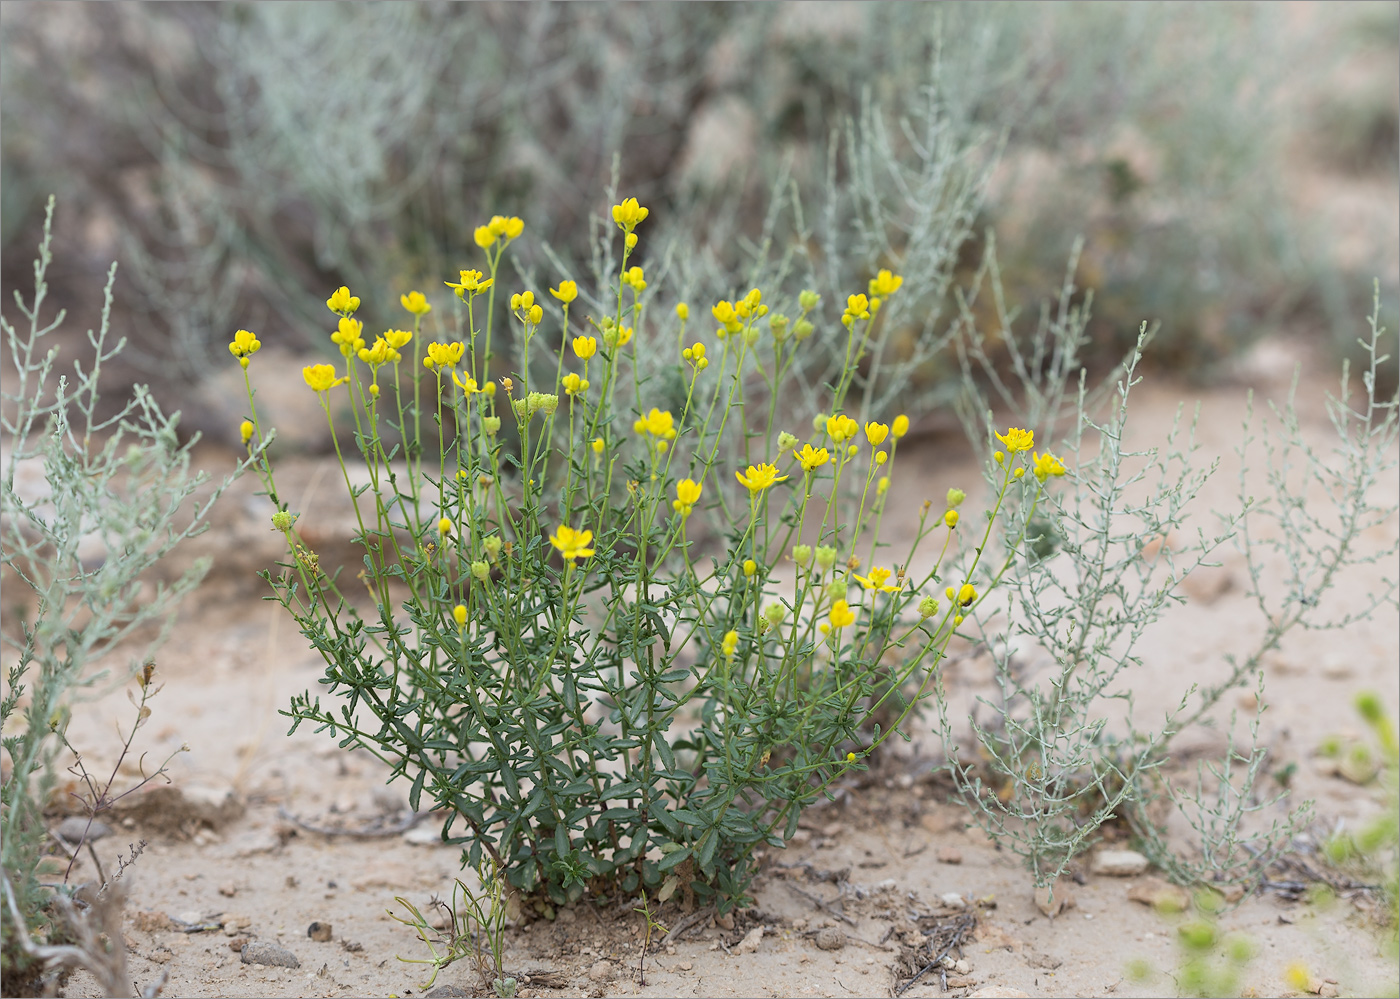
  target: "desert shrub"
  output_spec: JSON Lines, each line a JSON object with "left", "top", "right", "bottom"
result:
{"left": 0, "top": 200, "right": 253, "bottom": 994}
{"left": 1, "top": 2, "right": 1351, "bottom": 405}
{"left": 938, "top": 280, "right": 1398, "bottom": 889}
{"left": 243, "top": 198, "right": 1074, "bottom": 911}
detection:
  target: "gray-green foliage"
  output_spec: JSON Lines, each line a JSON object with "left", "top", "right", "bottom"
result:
{"left": 1, "top": 2, "right": 1340, "bottom": 395}
{"left": 937, "top": 279, "right": 1399, "bottom": 889}
{"left": 0, "top": 199, "right": 251, "bottom": 986}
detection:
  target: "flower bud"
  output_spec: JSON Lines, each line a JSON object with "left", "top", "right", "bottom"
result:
{"left": 240, "top": 419, "right": 254, "bottom": 445}
{"left": 471, "top": 561, "right": 490, "bottom": 582}
{"left": 592, "top": 437, "right": 605, "bottom": 454}
{"left": 626, "top": 232, "right": 638, "bottom": 250}
{"left": 453, "top": 604, "right": 468, "bottom": 626}
{"left": 946, "top": 487, "right": 966, "bottom": 508}
{"left": 769, "top": 314, "right": 790, "bottom": 341}
{"left": 482, "top": 416, "right": 501, "bottom": 435}
{"left": 792, "top": 319, "right": 814, "bottom": 342}
{"left": 944, "top": 509, "right": 959, "bottom": 528}
{"left": 892, "top": 414, "right": 910, "bottom": 439}
{"left": 825, "top": 579, "right": 848, "bottom": 603}
{"left": 743, "top": 559, "right": 757, "bottom": 578}
{"left": 877, "top": 476, "right": 890, "bottom": 496}
{"left": 676, "top": 302, "right": 689, "bottom": 320}
{"left": 815, "top": 545, "right": 838, "bottom": 571}
{"left": 271, "top": 511, "right": 295, "bottom": 532}
{"left": 791, "top": 544, "right": 812, "bottom": 566}
{"left": 799, "top": 290, "right": 821, "bottom": 311}
{"left": 438, "top": 517, "right": 453, "bottom": 536}
{"left": 764, "top": 603, "right": 785, "bottom": 626}
{"left": 812, "top": 413, "right": 828, "bottom": 433}
{"left": 918, "top": 596, "right": 939, "bottom": 619}
{"left": 483, "top": 536, "right": 503, "bottom": 561}
{"left": 1014, "top": 467, "right": 1025, "bottom": 479}
{"left": 778, "top": 431, "right": 799, "bottom": 453}
{"left": 875, "top": 450, "right": 888, "bottom": 465}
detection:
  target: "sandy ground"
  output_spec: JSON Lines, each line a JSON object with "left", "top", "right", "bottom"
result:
{"left": 22, "top": 334, "right": 1395, "bottom": 999}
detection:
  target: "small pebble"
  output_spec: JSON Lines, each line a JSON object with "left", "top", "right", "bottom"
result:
{"left": 588, "top": 959, "right": 614, "bottom": 982}
{"left": 678, "top": 962, "right": 693, "bottom": 972}
{"left": 56, "top": 817, "right": 111, "bottom": 843}
{"left": 939, "top": 892, "right": 966, "bottom": 908}
{"left": 734, "top": 926, "right": 764, "bottom": 955}
{"left": 814, "top": 927, "right": 846, "bottom": 951}
{"left": 218, "top": 881, "right": 237, "bottom": 897}
{"left": 1090, "top": 849, "right": 1149, "bottom": 877}
{"left": 937, "top": 846, "right": 963, "bottom": 865}
{"left": 227, "top": 936, "right": 248, "bottom": 952}
{"left": 307, "top": 921, "right": 333, "bottom": 942}
{"left": 241, "top": 941, "right": 300, "bottom": 968}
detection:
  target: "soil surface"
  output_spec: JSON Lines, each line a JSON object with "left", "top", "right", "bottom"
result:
{"left": 32, "top": 338, "right": 1399, "bottom": 999}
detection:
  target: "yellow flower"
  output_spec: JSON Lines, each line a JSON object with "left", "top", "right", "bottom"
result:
{"left": 1032, "top": 451, "right": 1067, "bottom": 482}
{"left": 611, "top": 197, "right": 650, "bottom": 231}
{"left": 510, "top": 290, "right": 535, "bottom": 312}
{"left": 549, "top": 524, "right": 595, "bottom": 561}
{"left": 735, "top": 462, "right": 788, "bottom": 495}
{"left": 302, "top": 364, "right": 345, "bottom": 393}
{"left": 424, "top": 341, "right": 465, "bottom": 370}
{"left": 743, "top": 559, "right": 757, "bottom": 577}
{"left": 438, "top": 517, "right": 453, "bottom": 536}
{"left": 721, "top": 629, "right": 739, "bottom": 660}
{"left": 842, "top": 293, "right": 870, "bottom": 324}
{"left": 996, "top": 427, "right": 1035, "bottom": 453}
{"left": 474, "top": 225, "right": 495, "bottom": 248}
{"left": 633, "top": 408, "right": 677, "bottom": 441}
{"left": 672, "top": 478, "right": 703, "bottom": 517}
{"left": 331, "top": 317, "right": 365, "bottom": 357}
{"left": 676, "top": 302, "right": 689, "bottom": 321}
{"left": 877, "top": 476, "right": 890, "bottom": 496}
{"left": 453, "top": 604, "right": 468, "bottom": 627}
{"left": 592, "top": 437, "right": 605, "bottom": 454}
{"left": 622, "top": 266, "right": 646, "bottom": 293}
{"left": 956, "top": 583, "right": 976, "bottom": 607}
{"left": 944, "top": 509, "right": 959, "bottom": 528}
{"left": 572, "top": 335, "right": 597, "bottom": 360}
{"left": 228, "top": 329, "right": 261, "bottom": 367}
{"left": 551, "top": 280, "right": 578, "bottom": 304}
{"left": 326, "top": 286, "right": 360, "bottom": 316}
{"left": 359, "top": 337, "right": 400, "bottom": 367}
{"left": 239, "top": 420, "right": 255, "bottom": 445}
{"left": 561, "top": 372, "right": 589, "bottom": 397}
{"left": 828, "top": 599, "right": 856, "bottom": 630}
{"left": 867, "top": 269, "right": 903, "bottom": 298}
{"left": 383, "top": 328, "right": 414, "bottom": 351}
{"left": 681, "top": 342, "right": 709, "bottom": 369}
{"left": 864, "top": 421, "right": 889, "bottom": 446}
{"left": 846, "top": 751, "right": 857, "bottom": 762}
{"left": 825, "top": 414, "right": 859, "bottom": 444}
{"left": 400, "top": 291, "right": 432, "bottom": 316}
{"left": 795, "top": 443, "right": 830, "bottom": 473}
{"left": 892, "top": 414, "right": 910, "bottom": 439}
{"left": 452, "top": 370, "right": 480, "bottom": 395}
{"left": 852, "top": 566, "right": 900, "bottom": 593}
{"left": 445, "top": 269, "right": 491, "bottom": 298}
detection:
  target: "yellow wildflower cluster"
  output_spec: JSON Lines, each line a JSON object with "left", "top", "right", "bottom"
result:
{"left": 424, "top": 341, "right": 465, "bottom": 370}
{"left": 510, "top": 290, "right": 543, "bottom": 326}
{"left": 633, "top": 408, "right": 677, "bottom": 448}
{"left": 331, "top": 317, "right": 365, "bottom": 358}
{"left": 673, "top": 478, "right": 703, "bottom": 518}
{"left": 445, "top": 269, "right": 492, "bottom": 299}
{"left": 551, "top": 280, "right": 579, "bottom": 304}
{"left": 735, "top": 462, "right": 787, "bottom": 496}
{"left": 475, "top": 214, "right": 524, "bottom": 249}
{"left": 400, "top": 291, "right": 432, "bottom": 316}
{"left": 228, "top": 329, "right": 260, "bottom": 368}
{"left": 682, "top": 342, "right": 709, "bottom": 370}
{"left": 326, "top": 286, "right": 360, "bottom": 316}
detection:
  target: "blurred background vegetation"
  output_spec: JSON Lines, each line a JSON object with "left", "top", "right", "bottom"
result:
{"left": 1, "top": 1, "right": 1396, "bottom": 447}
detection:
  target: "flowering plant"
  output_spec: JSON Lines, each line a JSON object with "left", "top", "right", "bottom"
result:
{"left": 238, "top": 200, "right": 1066, "bottom": 912}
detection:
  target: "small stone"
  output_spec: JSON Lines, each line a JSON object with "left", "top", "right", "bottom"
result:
{"left": 1320, "top": 658, "right": 1354, "bottom": 681}
{"left": 1034, "top": 880, "right": 1075, "bottom": 918}
{"left": 1182, "top": 565, "right": 1233, "bottom": 604}
{"left": 588, "top": 959, "right": 614, "bottom": 982}
{"left": 953, "top": 960, "right": 971, "bottom": 974}
{"left": 936, "top": 846, "right": 963, "bottom": 865}
{"left": 227, "top": 936, "right": 248, "bottom": 952}
{"left": 714, "top": 912, "right": 735, "bottom": 930}
{"left": 403, "top": 824, "right": 444, "bottom": 846}
{"left": 221, "top": 914, "right": 253, "bottom": 932}
{"left": 56, "top": 817, "right": 111, "bottom": 843}
{"left": 1090, "top": 849, "right": 1149, "bottom": 877}
{"left": 1026, "top": 950, "right": 1063, "bottom": 970}
{"left": 341, "top": 940, "right": 363, "bottom": 953}
{"left": 814, "top": 927, "right": 846, "bottom": 951}
{"left": 148, "top": 946, "right": 174, "bottom": 964}
{"left": 133, "top": 910, "right": 172, "bottom": 933}
{"left": 678, "top": 962, "right": 693, "bottom": 972}
{"left": 968, "top": 988, "right": 1031, "bottom": 998}
{"left": 939, "top": 892, "right": 966, "bottom": 908}
{"left": 307, "top": 921, "right": 333, "bottom": 942}
{"left": 218, "top": 881, "right": 237, "bottom": 897}
{"left": 734, "top": 926, "right": 764, "bottom": 955}
{"left": 946, "top": 975, "right": 977, "bottom": 988}
{"left": 1127, "top": 877, "right": 1190, "bottom": 913}
{"left": 821, "top": 822, "right": 844, "bottom": 838}
{"left": 176, "top": 911, "right": 205, "bottom": 926}
{"left": 241, "top": 941, "right": 300, "bottom": 968}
